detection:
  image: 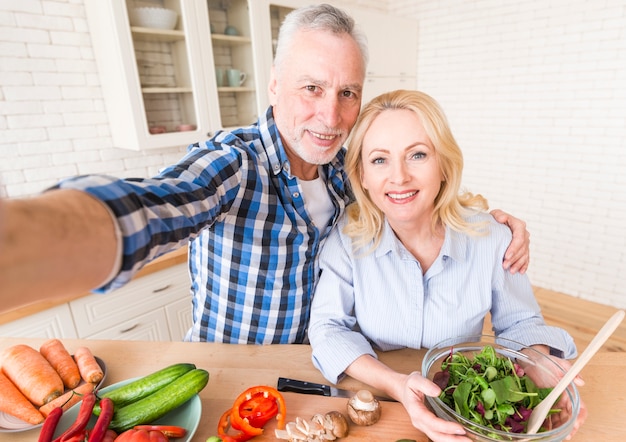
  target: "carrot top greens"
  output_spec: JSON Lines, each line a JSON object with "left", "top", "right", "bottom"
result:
{"left": 433, "top": 345, "right": 555, "bottom": 435}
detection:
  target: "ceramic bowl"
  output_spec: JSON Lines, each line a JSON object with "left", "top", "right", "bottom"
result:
{"left": 422, "top": 335, "right": 580, "bottom": 441}
{"left": 130, "top": 7, "right": 178, "bottom": 30}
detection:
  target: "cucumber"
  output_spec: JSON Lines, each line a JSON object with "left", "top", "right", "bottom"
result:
{"left": 109, "top": 368, "right": 209, "bottom": 432}
{"left": 93, "top": 362, "right": 196, "bottom": 415}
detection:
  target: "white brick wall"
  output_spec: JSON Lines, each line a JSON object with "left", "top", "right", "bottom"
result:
{"left": 390, "top": 0, "right": 626, "bottom": 308}
{"left": 0, "top": 0, "right": 187, "bottom": 197}
{"left": 1, "top": 0, "right": 624, "bottom": 309}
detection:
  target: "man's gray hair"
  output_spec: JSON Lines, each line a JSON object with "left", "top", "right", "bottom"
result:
{"left": 273, "top": 3, "right": 369, "bottom": 74}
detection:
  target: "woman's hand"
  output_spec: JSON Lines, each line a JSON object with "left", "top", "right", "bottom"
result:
{"left": 398, "top": 371, "right": 471, "bottom": 442}
{"left": 490, "top": 209, "right": 530, "bottom": 274}
{"left": 524, "top": 347, "right": 588, "bottom": 440}
{"left": 544, "top": 356, "right": 588, "bottom": 440}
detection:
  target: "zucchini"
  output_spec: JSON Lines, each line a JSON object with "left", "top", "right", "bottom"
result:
{"left": 109, "top": 368, "right": 209, "bottom": 432}
{"left": 93, "top": 362, "right": 195, "bottom": 415}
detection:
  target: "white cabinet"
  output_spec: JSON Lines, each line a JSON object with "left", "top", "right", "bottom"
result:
{"left": 348, "top": 8, "right": 418, "bottom": 105}
{"left": 85, "top": 0, "right": 417, "bottom": 150}
{"left": 0, "top": 265, "right": 191, "bottom": 342}
{"left": 165, "top": 297, "right": 194, "bottom": 341}
{"left": 0, "top": 304, "right": 78, "bottom": 339}
{"left": 85, "top": 0, "right": 265, "bottom": 150}
{"left": 70, "top": 264, "right": 191, "bottom": 341}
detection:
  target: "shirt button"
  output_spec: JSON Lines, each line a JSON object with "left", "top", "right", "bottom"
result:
{"left": 273, "top": 164, "right": 281, "bottom": 171}
{"left": 293, "top": 192, "right": 300, "bottom": 198}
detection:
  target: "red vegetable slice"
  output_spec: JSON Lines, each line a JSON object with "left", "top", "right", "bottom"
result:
{"left": 230, "top": 386, "right": 286, "bottom": 435}
{"left": 133, "top": 425, "right": 187, "bottom": 438}
{"left": 217, "top": 408, "right": 254, "bottom": 442}
{"left": 238, "top": 391, "right": 280, "bottom": 428}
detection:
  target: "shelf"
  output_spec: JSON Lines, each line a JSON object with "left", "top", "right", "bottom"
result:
{"left": 141, "top": 86, "right": 193, "bottom": 94}
{"left": 211, "top": 33, "right": 252, "bottom": 45}
{"left": 217, "top": 86, "right": 255, "bottom": 93}
{"left": 131, "top": 26, "right": 185, "bottom": 42}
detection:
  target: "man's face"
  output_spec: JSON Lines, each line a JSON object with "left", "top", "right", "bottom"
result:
{"left": 269, "top": 29, "right": 365, "bottom": 170}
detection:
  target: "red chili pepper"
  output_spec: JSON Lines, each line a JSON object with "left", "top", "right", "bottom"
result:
{"left": 38, "top": 407, "right": 64, "bottom": 442}
{"left": 217, "top": 408, "right": 253, "bottom": 442}
{"left": 53, "top": 391, "right": 96, "bottom": 442}
{"left": 87, "top": 397, "right": 114, "bottom": 442}
{"left": 230, "top": 386, "right": 287, "bottom": 435}
{"left": 133, "top": 425, "right": 187, "bottom": 438}
{"left": 62, "top": 431, "right": 87, "bottom": 442}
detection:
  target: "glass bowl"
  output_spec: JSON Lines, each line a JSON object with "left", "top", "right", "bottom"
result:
{"left": 422, "top": 335, "right": 579, "bottom": 441}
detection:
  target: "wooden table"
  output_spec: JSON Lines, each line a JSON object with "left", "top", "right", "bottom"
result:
{"left": 1, "top": 337, "right": 622, "bottom": 441}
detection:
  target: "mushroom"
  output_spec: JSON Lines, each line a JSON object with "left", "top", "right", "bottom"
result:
{"left": 275, "top": 411, "right": 350, "bottom": 441}
{"left": 346, "top": 389, "right": 381, "bottom": 426}
{"left": 322, "top": 411, "right": 350, "bottom": 438}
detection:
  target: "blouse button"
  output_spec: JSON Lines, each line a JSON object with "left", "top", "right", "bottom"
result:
{"left": 293, "top": 192, "right": 300, "bottom": 198}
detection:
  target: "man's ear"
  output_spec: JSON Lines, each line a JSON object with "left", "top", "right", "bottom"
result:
{"left": 268, "top": 66, "right": 278, "bottom": 106}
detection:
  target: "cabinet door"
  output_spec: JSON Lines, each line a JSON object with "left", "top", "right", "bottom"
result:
{"left": 362, "top": 76, "right": 418, "bottom": 106}
{"left": 165, "top": 297, "right": 193, "bottom": 341}
{"left": 84, "top": 0, "right": 219, "bottom": 150}
{"left": 350, "top": 9, "right": 418, "bottom": 78}
{"left": 0, "top": 304, "right": 78, "bottom": 339}
{"left": 207, "top": 0, "right": 262, "bottom": 128}
{"left": 70, "top": 264, "right": 189, "bottom": 338}
{"left": 84, "top": 309, "right": 171, "bottom": 341}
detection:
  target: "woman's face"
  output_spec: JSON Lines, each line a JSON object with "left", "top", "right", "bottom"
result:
{"left": 360, "top": 109, "right": 443, "bottom": 230}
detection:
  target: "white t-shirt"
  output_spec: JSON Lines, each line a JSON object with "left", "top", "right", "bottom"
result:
{"left": 299, "top": 172, "right": 334, "bottom": 229}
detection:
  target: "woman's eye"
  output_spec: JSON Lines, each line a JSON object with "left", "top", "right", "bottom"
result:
{"left": 372, "top": 157, "right": 386, "bottom": 165}
{"left": 411, "top": 152, "right": 426, "bottom": 160}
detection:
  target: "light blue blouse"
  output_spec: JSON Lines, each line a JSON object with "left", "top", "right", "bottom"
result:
{"left": 309, "top": 211, "right": 577, "bottom": 384}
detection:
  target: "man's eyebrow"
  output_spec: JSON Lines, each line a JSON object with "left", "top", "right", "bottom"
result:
{"left": 295, "top": 76, "right": 362, "bottom": 92}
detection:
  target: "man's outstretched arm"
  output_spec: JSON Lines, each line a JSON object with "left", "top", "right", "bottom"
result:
{"left": 0, "top": 189, "right": 120, "bottom": 312}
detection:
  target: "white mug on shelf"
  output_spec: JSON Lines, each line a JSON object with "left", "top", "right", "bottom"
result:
{"left": 215, "top": 68, "right": 225, "bottom": 87}
{"left": 227, "top": 69, "right": 247, "bottom": 87}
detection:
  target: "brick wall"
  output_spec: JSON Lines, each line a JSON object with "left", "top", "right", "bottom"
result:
{"left": 389, "top": 0, "right": 626, "bottom": 308}
{"left": 0, "top": 0, "right": 187, "bottom": 197}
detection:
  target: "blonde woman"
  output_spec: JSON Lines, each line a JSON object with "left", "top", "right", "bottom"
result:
{"left": 308, "top": 90, "right": 585, "bottom": 441}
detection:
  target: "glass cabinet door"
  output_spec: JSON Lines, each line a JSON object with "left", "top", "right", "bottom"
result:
{"left": 207, "top": 0, "right": 258, "bottom": 128}
{"left": 126, "top": 0, "right": 199, "bottom": 136}
{"left": 85, "top": 0, "right": 218, "bottom": 150}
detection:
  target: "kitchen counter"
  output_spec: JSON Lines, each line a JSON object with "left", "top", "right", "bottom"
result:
{"left": 1, "top": 337, "right": 623, "bottom": 441}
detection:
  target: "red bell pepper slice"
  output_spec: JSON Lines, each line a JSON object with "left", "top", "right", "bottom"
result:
{"left": 230, "top": 386, "right": 287, "bottom": 435}
{"left": 217, "top": 408, "right": 254, "bottom": 442}
{"left": 238, "top": 391, "right": 279, "bottom": 428}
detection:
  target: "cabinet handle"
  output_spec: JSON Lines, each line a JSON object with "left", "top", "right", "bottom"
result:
{"left": 152, "top": 284, "right": 171, "bottom": 293}
{"left": 119, "top": 323, "right": 139, "bottom": 333}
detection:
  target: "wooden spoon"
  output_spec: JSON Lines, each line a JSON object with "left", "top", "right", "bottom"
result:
{"left": 525, "top": 309, "right": 625, "bottom": 434}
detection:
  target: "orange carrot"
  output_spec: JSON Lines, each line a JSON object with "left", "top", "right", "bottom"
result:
{"left": 73, "top": 347, "right": 103, "bottom": 384}
{"left": 1, "top": 344, "right": 64, "bottom": 406}
{"left": 39, "top": 381, "right": 95, "bottom": 417}
{"left": 40, "top": 339, "right": 81, "bottom": 389}
{"left": 0, "top": 372, "right": 45, "bottom": 425}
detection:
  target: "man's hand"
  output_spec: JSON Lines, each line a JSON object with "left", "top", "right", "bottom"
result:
{"left": 490, "top": 209, "right": 530, "bottom": 274}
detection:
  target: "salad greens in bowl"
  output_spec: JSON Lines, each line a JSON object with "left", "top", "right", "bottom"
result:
{"left": 422, "top": 335, "right": 580, "bottom": 441}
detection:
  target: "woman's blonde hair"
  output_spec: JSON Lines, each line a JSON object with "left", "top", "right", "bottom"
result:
{"left": 344, "top": 89, "right": 489, "bottom": 252}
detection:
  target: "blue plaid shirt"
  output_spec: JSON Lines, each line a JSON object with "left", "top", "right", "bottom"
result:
{"left": 55, "top": 107, "right": 353, "bottom": 344}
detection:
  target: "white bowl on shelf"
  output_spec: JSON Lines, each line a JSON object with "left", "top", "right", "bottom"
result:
{"left": 130, "top": 7, "right": 178, "bottom": 30}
